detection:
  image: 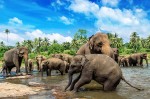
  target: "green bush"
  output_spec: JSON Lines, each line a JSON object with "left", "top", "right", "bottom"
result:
{"left": 63, "top": 50, "right": 76, "bottom": 55}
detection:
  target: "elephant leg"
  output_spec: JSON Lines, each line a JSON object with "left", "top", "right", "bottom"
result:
{"left": 59, "top": 69, "right": 64, "bottom": 75}
{"left": 69, "top": 73, "right": 81, "bottom": 91}
{"left": 103, "top": 79, "right": 120, "bottom": 91}
{"left": 73, "top": 72, "right": 92, "bottom": 92}
{"left": 47, "top": 69, "right": 51, "bottom": 76}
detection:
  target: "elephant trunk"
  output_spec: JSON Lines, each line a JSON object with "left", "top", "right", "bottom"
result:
{"left": 38, "top": 60, "right": 42, "bottom": 72}
{"left": 24, "top": 54, "right": 28, "bottom": 74}
{"left": 41, "top": 65, "right": 43, "bottom": 76}
{"left": 145, "top": 58, "right": 148, "bottom": 67}
{"left": 64, "top": 71, "right": 73, "bottom": 91}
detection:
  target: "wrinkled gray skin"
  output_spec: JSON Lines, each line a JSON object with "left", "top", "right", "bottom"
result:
{"left": 3, "top": 47, "right": 28, "bottom": 76}
{"left": 128, "top": 53, "right": 148, "bottom": 67}
{"left": 65, "top": 54, "right": 142, "bottom": 92}
{"left": 28, "top": 59, "right": 34, "bottom": 72}
{"left": 35, "top": 55, "right": 46, "bottom": 72}
{"left": 76, "top": 33, "right": 114, "bottom": 59}
{"left": 51, "top": 53, "right": 72, "bottom": 73}
{"left": 112, "top": 48, "right": 119, "bottom": 63}
{"left": 41, "top": 58, "right": 65, "bottom": 76}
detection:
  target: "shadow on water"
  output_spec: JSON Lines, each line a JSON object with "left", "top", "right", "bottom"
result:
{"left": 0, "top": 64, "right": 150, "bottom": 99}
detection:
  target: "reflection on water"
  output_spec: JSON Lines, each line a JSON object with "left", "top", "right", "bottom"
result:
{"left": 0, "top": 64, "right": 150, "bottom": 99}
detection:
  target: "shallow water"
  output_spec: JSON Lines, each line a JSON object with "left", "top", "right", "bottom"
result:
{"left": 0, "top": 64, "right": 150, "bottom": 99}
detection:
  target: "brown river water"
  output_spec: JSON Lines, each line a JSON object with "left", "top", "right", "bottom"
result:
{"left": 0, "top": 64, "right": 150, "bottom": 99}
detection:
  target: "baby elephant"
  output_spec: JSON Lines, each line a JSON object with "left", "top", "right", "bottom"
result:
{"left": 65, "top": 54, "right": 143, "bottom": 92}
{"left": 41, "top": 58, "right": 65, "bottom": 76}
{"left": 28, "top": 59, "right": 34, "bottom": 72}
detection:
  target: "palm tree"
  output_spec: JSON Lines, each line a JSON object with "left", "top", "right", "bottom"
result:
{"left": 16, "top": 42, "right": 21, "bottom": 47}
{"left": 0, "top": 41, "right": 5, "bottom": 47}
{"left": 5, "top": 29, "right": 10, "bottom": 45}
{"left": 129, "top": 32, "right": 141, "bottom": 52}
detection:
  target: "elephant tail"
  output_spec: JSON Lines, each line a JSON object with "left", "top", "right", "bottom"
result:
{"left": 121, "top": 76, "right": 144, "bottom": 91}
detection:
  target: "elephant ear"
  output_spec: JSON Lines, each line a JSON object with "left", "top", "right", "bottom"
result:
{"left": 81, "top": 55, "right": 89, "bottom": 66}
{"left": 89, "top": 37, "right": 94, "bottom": 50}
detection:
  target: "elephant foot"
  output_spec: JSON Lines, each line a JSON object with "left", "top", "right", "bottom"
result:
{"left": 16, "top": 73, "right": 22, "bottom": 76}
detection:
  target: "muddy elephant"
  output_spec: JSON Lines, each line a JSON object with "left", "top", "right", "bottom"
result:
{"left": 51, "top": 53, "right": 73, "bottom": 73}
{"left": 41, "top": 58, "right": 66, "bottom": 76}
{"left": 28, "top": 59, "right": 34, "bottom": 72}
{"left": 65, "top": 54, "right": 142, "bottom": 92}
{"left": 3, "top": 47, "right": 28, "bottom": 76}
{"left": 76, "top": 32, "right": 114, "bottom": 58}
{"left": 35, "top": 55, "right": 46, "bottom": 72}
{"left": 112, "top": 48, "right": 119, "bottom": 63}
{"left": 128, "top": 53, "right": 148, "bottom": 67}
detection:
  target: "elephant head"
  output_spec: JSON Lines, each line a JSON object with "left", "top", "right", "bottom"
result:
{"left": 112, "top": 48, "right": 119, "bottom": 62}
{"left": 36, "top": 55, "right": 46, "bottom": 71}
{"left": 88, "top": 32, "right": 113, "bottom": 57}
{"left": 140, "top": 53, "right": 148, "bottom": 66}
{"left": 17, "top": 47, "right": 29, "bottom": 74}
{"left": 65, "top": 55, "right": 88, "bottom": 90}
{"left": 41, "top": 60, "right": 49, "bottom": 76}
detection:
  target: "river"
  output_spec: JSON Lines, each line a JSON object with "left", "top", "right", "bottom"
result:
{"left": 0, "top": 64, "right": 150, "bottom": 99}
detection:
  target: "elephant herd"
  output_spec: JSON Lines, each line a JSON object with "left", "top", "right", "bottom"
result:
{"left": 118, "top": 53, "right": 148, "bottom": 67}
{"left": 1, "top": 32, "right": 147, "bottom": 92}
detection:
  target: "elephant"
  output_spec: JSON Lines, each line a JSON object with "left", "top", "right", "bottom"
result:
{"left": 128, "top": 53, "right": 148, "bottom": 67}
{"left": 118, "top": 56, "right": 124, "bottom": 66}
{"left": 41, "top": 58, "right": 66, "bottom": 76}
{"left": 3, "top": 47, "right": 28, "bottom": 76}
{"left": 65, "top": 54, "right": 142, "bottom": 92}
{"left": 76, "top": 32, "right": 114, "bottom": 59}
{"left": 1, "top": 62, "right": 13, "bottom": 76}
{"left": 51, "top": 53, "right": 73, "bottom": 73}
{"left": 120, "top": 57, "right": 129, "bottom": 67}
{"left": 112, "top": 48, "right": 119, "bottom": 63}
{"left": 28, "top": 59, "right": 34, "bottom": 72}
{"left": 35, "top": 55, "right": 46, "bottom": 72}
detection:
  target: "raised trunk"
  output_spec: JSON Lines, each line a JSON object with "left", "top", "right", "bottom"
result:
{"left": 64, "top": 71, "right": 73, "bottom": 91}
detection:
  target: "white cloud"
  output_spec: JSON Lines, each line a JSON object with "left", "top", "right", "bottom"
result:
{"left": 102, "top": 0, "right": 120, "bottom": 7}
{"left": 69, "top": 0, "right": 99, "bottom": 15}
{"left": 56, "top": 0, "right": 64, "bottom": 6}
{"left": 9, "top": 17, "right": 23, "bottom": 25}
{"left": 60, "top": 16, "right": 74, "bottom": 25}
{"left": 69, "top": 0, "right": 150, "bottom": 42}
{"left": 0, "top": 32, "right": 24, "bottom": 45}
{"left": 26, "top": 29, "right": 72, "bottom": 43}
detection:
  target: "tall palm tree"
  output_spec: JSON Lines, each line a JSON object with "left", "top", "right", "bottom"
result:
{"left": 129, "top": 32, "right": 140, "bottom": 52}
{"left": 5, "top": 29, "right": 10, "bottom": 45}
{"left": 16, "top": 42, "right": 21, "bottom": 47}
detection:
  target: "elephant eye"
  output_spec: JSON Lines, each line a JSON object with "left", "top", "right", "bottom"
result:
{"left": 97, "top": 42, "right": 103, "bottom": 47}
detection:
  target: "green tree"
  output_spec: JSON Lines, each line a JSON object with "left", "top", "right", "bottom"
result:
{"left": 129, "top": 32, "right": 141, "bottom": 52}
{"left": 71, "top": 29, "right": 88, "bottom": 51}
{"left": 16, "top": 41, "right": 21, "bottom": 47}
{"left": 0, "top": 41, "right": 5, "bottom": 47}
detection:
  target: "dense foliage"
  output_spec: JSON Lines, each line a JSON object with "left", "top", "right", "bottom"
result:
{"left": 0, "top": 29, "right": 150, "bottom": 61}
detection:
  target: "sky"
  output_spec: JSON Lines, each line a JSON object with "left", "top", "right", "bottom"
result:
{"left": 0, "top": 0, "right": 150, "bottom": 45}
